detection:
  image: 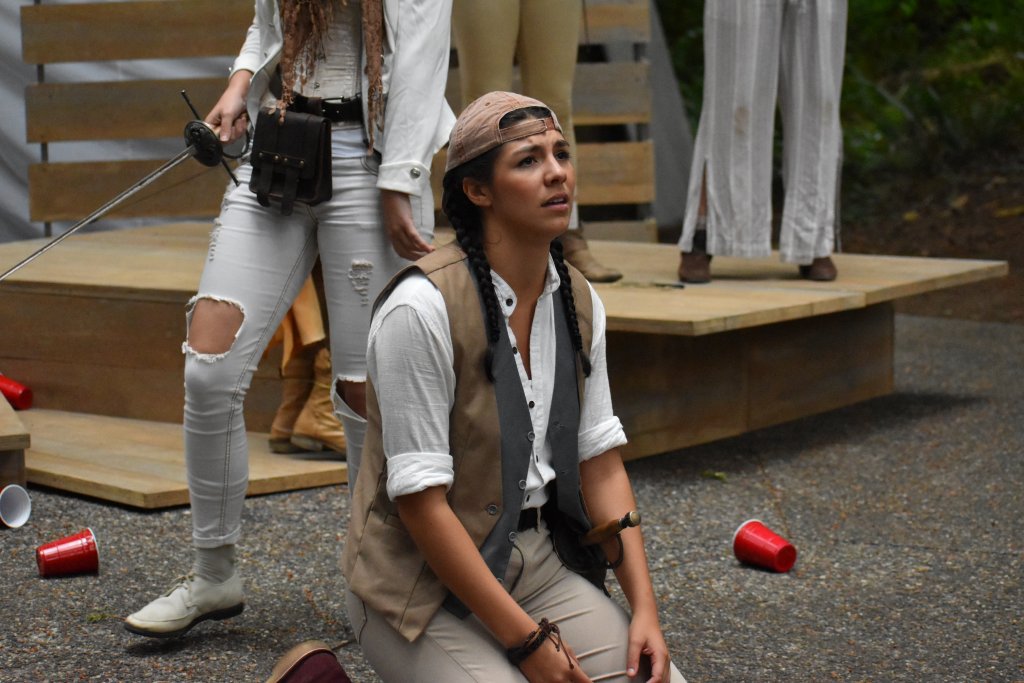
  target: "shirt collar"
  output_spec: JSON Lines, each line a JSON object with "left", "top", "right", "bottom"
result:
{"left": 490, "top": 255, "right": 562, "bottom": 316}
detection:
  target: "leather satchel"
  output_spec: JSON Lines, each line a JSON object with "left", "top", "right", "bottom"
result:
{"left": 249, "top": 108, "right": 332, "bottom": 216}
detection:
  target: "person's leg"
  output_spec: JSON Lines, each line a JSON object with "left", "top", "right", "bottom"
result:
{"left": 519, "top": 0, "right": 621, "bottom": 282}
{"left": 778, "top": 0, "right": 847, "bottom": 278}
{"left": 125, "top": 164, "right": 319, "bottom": 637}
{"left": 510, "top": 522, "right": 687, "bottom": 682}
{"left": 679, "top": 0, "right": 783, "bottom": 281}
{"left": 451, "top": 0, "right": 519, "bottom": 108}
{"left": 314, "top": 154, "right": 429, "bottom": 490}
{"left": 347, "top": 590, "right": 527, "bottom": 682}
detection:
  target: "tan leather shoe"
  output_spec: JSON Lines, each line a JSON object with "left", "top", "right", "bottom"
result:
{"left": 799, "top": 256, "right": 838, "bottom": 281}
{"left": 291, "top": 347, "right": 347, "bottom": 455}
{"left": 559, "top": 230, "right": 622, "bottom": 283}
{"left": 268, "top": 350, "right": 315, "bottom": 454}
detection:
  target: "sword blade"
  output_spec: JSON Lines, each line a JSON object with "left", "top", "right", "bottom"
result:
{"left": 0, "top": 145, "right": 198, "bottom": 283}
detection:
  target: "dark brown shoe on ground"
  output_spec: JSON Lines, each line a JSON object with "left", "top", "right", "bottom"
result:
{"left": 799, "top": 256, "right": 838, "bottom": 281}
{"left": 559, "top": 230, "right": 623, "bottom": 283}
{"left": 678, "top": 228, "right": 712, "bottom": 283}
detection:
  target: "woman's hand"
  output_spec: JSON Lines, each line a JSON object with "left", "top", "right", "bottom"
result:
{"left": 205, "top": 70, "right": 251, "bottom": 144}
{"left": 381, "top": 189, "right": 435, "bottom": 261}
{"left": 518, "top": 638, "right": 593, "bottom": 683}
{"left": 626, "top": 608, "right": 673, "bottom": 683}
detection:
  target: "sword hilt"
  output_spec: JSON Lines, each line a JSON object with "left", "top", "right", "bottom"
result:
{"left": 184, "top": 120, "right": 226, "bottom": 168}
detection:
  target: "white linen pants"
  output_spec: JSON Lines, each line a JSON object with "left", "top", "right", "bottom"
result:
{"left": 679, "top": 0, "right": 847, "bottom": 264}
{"left": 347, "top": 519, "right": 686, "bottom": 682}
{"left": 184, "top": 156, "right": 431, "bottom": 547}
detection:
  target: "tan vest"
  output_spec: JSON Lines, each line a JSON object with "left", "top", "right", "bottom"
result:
{"left": 341, "top": 243, "right": 593, "bottom": 641}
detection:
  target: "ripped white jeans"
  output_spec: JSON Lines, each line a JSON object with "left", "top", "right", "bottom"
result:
{"left": 183, "top": 155, "right": 432, "bottom": 547}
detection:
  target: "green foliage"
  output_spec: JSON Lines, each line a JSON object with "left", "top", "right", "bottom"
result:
{"left": 655, "top": 0, "right": 1024, "bottom": 183}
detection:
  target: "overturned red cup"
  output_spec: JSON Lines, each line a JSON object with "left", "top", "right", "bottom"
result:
{"left": 733, "top": 519, "right": 797, "bottom": 573}
{"left": 0, "top": 374, "right": 32, "bottom": 410}
{"left": 36, "top": 528, "right": 99, "bottom": 577}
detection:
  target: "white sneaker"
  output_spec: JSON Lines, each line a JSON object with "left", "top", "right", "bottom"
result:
{"left": 124, "top": 572, "right": 244, "bottom": 638}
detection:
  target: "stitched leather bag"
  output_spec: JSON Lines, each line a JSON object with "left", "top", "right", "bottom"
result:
{"left": 249, "top": 108, "right": 332, "bottom": 216}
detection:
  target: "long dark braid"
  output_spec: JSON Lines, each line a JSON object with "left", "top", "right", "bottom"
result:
{"left": 442, "top": 152, "right": 504, "bottom": 382}
{"left": 550, "top": 239, "right": 592, "bottom": 377}
{"left": 441, "top": 106, "right": 592, "bottom": 381}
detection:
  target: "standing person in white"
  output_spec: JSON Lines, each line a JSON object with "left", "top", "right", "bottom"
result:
{"left": 678, "top": 0, "right": 847, "bottom": 283}
{"left": 124, "top": 0, "right": 454, "bottom": 638}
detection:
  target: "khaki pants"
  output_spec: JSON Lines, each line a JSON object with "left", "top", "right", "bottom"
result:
{"left": 347, "top": 520, "right": 686, "bottom": 682}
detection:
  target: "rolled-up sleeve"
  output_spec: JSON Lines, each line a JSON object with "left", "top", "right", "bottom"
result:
{"left": 367, "top": 274, "right": 458, "bottom": 499}
{"left": 578, "top": 286, "right": 628, "bottom": 461}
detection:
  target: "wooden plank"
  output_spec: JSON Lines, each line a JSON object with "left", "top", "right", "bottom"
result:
{"left": 33, "top": 63, "right": 649, "bottom": 144}
{"left": 576, "top": 141, "right": 654, "bottom": 205}
{"left": 21, "top": 0, "right": 642, "bottom": 66}
{"left": 746, "top": 305, "right": 894, "bottom": 430}
{"left": 21, "top": 0, "right": 251, "bottom": 64}
{"left": 0, "top": 354, "right": 283, "bottom": 433}
{"left": 610, "top": 304, "right": 895, "bottom": 460}
{"left": 26, "top": 79, "right": 228, "bottom": 144}
{"left": 1, "top": 398, "right": 29, "bottom": 488}
{"left": 28, "top": 141, "right": 648, "bottom": 223}
{"left": 22, "top": 410, "right": 346, "bottom": 509}
{"left": 584, "top": 241, "right": 1008, "bottom": 335}
{"left": 583, "top": 0, "right": 650, "bottom": 44}
{"left": 0, "top": 399, "right": 30, "bottom": 452}
{"left": 446, "top": 62, "right": 651, "bottom": 126}
{"left": 582, "top": 219, "right": 658, "bottom": 243}
{"left": 28, "top": 159, "right": 230, "bottom": 223}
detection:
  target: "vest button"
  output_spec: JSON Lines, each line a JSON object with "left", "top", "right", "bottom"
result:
{"left": 486, "top": 504, "right": 499, "bottom": 515}
{"left": 527, "top": 431, "right": 535, "bottom": 442}
{"left": 518, "top": 479, "right": 527, "bottom": 490}
{"left": 508, "top": 531, "right": 518, "bottom": 542}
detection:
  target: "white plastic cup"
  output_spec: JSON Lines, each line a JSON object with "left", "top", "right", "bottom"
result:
{"left": 0, "top": 484, "right": 32, "bottom": 528}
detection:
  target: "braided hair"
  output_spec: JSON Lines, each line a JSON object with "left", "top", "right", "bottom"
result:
{"left": 441, "top": 106, "right": 592, "bottom": 382}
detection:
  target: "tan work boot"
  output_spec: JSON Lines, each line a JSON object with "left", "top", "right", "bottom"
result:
{"left": 268, "top": 349, "right": 316, "bottom": 454}
{"left": 290, "top": 347, "right": 347, "bottom": 455}
{"left": 559, "top": 230, "right": 622, "bottom": 283}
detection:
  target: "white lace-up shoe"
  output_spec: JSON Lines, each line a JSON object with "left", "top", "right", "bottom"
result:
{"left": 124, "top": 572, "right": 244, "bottom": 638}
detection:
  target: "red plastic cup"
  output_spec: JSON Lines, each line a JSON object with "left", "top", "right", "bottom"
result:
{"left": 733, "top": 519, "right": 797, "bottom": 573}
{"left": 0, "top": 374, "right": 32, "bottom": 410}
{"left": 36, "top": 528, "right": 100, "bottom": 577}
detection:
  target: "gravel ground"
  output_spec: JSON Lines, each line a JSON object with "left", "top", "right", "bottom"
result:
{"left": 1, "top": 314, "right": 1021, "bottom": 682}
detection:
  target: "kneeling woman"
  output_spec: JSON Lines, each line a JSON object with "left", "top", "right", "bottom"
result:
{"left": 343, "top": 92, "right": 686, "bottom": 683}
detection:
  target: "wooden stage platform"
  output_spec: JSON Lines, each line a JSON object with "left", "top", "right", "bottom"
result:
{"left": 0, "top": 223, "right": 1007, "bottom": 509}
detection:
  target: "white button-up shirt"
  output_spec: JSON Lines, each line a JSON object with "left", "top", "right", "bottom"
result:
{"left": 367, "top": 257, "right": 628, "bottom": 506}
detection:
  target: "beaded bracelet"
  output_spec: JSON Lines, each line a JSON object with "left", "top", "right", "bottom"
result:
{"left": 507, "top": 618, "right": 574, "bottom": 669}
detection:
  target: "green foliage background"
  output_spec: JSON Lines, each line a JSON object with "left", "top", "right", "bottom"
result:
{"left": 656, "top": 0, "right": 1024, "bottom": 187}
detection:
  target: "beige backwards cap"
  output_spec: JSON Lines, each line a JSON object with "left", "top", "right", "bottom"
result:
{"left": 445, "top": 91, "right": 562, "bottom": 173}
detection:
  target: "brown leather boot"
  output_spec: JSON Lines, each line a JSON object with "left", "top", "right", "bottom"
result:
{"left": 559, "top": 230, "right": 622, "bottom": 283}
{"left": 268, "top": 350, "right": 315, "bottom": 454}
{"left": 799, "top": 256, "right": 838, "bottom": 281}
{"left": 678, "top": 229, "right": 712, "bottom": 283}
{"left": 290, "top": 347, "right": 347, "bottom": 455}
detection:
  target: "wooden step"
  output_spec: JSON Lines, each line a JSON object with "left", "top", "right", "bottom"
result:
{"left": 21, "top": 410, "right": 346, "bottom": 510}
{"left": 1, "top": 398, "right": 30, "bottom": 487}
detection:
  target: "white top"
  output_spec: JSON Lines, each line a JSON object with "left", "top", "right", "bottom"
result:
{"left": 231, "top": 0, "right": 456, "bottom": 196}
{"left": 367, "top": 258, "right": 628, "bottom": 506}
